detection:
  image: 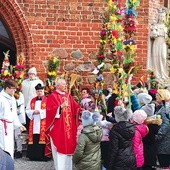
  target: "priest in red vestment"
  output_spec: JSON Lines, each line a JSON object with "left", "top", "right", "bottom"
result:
{"left": 45, "top": 78, "right": 81, "bottom": 170}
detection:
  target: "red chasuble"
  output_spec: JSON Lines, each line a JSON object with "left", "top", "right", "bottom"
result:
{"left": 45, "top": 91, "right": 80, "bottom": 157}
{"left": 28, "top": 96, "right": 47, "bottom": 144}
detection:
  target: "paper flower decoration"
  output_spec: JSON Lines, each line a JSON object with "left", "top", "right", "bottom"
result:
{"left": 94, "top": 0, "right": 140, "bottom": 108}
{"left": 47, "top": 56, "right": 60, "bottom": 80}
{"left": 123, "top": 0, "right": 140, "bottom": 76}
{"left": 13, "top": 54, "right": 26, "bottom": 99}
{"left": 45, "top": 55, "right": 60, "bottom": 96}
{"left": 0, "top": 50, "right": 12, "bottom": 88}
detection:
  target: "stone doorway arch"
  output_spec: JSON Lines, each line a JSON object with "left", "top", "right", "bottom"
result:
{"left": 0, "top": 1, "right": 34, "bottom": 69}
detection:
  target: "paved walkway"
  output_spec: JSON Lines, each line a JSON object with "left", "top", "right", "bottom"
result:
{"left": 14, "top": 157, "right": 163, "bottom": 170}
{"left": 14, "top": 157, "right": 55, "bottom": 170}
{"left": 14, "top": 157, "right": 77, "bottom": 170}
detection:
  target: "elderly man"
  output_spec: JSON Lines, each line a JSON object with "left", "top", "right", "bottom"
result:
{"left": 22, "top": 67, "right": 44, "bottom": 108}
{"left": 22, "top": 67, "right": 44, "bottom": 130}
{"left": 45, "top": 78, "right": 81, "bottom": 170}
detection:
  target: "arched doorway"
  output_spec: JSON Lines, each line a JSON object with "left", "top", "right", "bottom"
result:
{"left": 0, "top": 19, "right": 16, "bottom": 70}
{"left": 0, "top": 1, "right": 35, "bottom": 72}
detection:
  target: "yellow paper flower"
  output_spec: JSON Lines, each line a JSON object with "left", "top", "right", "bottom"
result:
{"left": 110, "top": 67, "right": 117, "bottom": 73}
{"left": 53, "top": 57, "right": 57, "bottom": 62}
{"left": 113, "top": 38, "right": 117, "bottom": 44}
{"left": 108, "top": 0, "right": 113, "bottom": 8}
{"left": 113, "top": 82, "right": 119, "bottom": 94}
{"left": 110, "top": 15, "right": 117, "bottom": 22}
{"left": 113, "top": 5, "right": 117, "bottom": 10}
{"left": 118, "top": 38, "right": 122, "bottom": 41}
{"left": 19, "top": 73, "right": 24, "bottom": 79}
{"left": 129, "top": 44, "right": 135, "bottom": 51}
{"left": 48, "top": 71, "right": 52, "bottom": 75}
{"left": 52, "top": 71, "right": 57, "bottom": 76}
{"left": 101, "top": 82, "right": 104, "bottom": 87}
{"left": 3, "top": 70, "right": 9, "bottom": 76}
{"left": 100, "top": 40, "right": 106, "bottom": 44}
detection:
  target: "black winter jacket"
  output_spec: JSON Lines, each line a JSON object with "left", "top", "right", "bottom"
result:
{"left": 108, "top": 121, "right": 136, "bottom": 170}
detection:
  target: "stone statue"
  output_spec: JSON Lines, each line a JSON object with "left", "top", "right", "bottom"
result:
{"left": 147, "top": 7, "right": 169, "bottom": 81}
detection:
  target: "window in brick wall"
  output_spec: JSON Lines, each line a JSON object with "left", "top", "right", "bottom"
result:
{"left": 164, "top": 0, "right": 169, "bottom": 8}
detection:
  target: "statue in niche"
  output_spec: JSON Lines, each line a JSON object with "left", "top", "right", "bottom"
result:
{"left": 147, "top": 7, "right": 169, "bottom": 81}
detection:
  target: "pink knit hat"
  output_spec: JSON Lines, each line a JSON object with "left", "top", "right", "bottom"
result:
{"left": 132, "top": 110, "right": 147, "bottom": 124}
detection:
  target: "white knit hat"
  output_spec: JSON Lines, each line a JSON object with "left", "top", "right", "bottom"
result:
{"left": 132, "top": 110, "right": 147, "bottom": 124}
{"left": 28, "top": 67, "right": 37, "bottom": 75}
{"left": 137, "top": 93, "right": 152, "bottom": 105}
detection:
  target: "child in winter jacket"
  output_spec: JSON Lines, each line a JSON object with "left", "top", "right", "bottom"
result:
{"left": 131, "top": 109, "right": 148, "bottom": 170}
{"left": 108, "top": 106, "right": 136, "bottom": 170}
{"left": 73, "top": 110, "right": 102, "bottom": 170}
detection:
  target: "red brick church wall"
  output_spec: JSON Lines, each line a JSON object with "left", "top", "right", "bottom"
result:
{"left": 0, "top": 0, "right": 164, "bottom": 85}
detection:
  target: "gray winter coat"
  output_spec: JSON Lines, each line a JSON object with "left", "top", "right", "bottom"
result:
{"left": 73, "top": 124, "right": 102, "bottom": 170}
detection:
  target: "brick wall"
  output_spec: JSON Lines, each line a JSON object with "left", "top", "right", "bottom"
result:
{"left": 16, "top": 0, "right": 106, "bottom": 80}
{"left": 0, "top": 0, "right": 164, "bottom": 85}
{"left": 149, "top": 0, "right": 162, "bottom": 22}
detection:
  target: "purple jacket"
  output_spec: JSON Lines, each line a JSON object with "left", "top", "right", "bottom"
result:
{"left": 132, "top": 123, "right": 148, "bottom": 168}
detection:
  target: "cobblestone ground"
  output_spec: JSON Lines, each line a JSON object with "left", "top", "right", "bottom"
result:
{"left": 14, "top": 157, "right": 164, "bottom": 170}
{"left": 14, "top": 157, "right": 77, "bottom": 170}
{"left": 14, "top": 157, "right": 55, "bottom": 170}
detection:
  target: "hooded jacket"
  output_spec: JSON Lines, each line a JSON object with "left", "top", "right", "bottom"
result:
{"left": 109, "top": 121, "right": 136, "bottom": 170}
{"left": 73, "top": 124, "right": 102, "bottom": 170}
{"left": 132, "top": 123, "right": 148, "bottom": 168}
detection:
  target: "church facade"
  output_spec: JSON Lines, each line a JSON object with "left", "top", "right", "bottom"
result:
{"left": 0, "top": 0, "right": 169, "bottom": 85}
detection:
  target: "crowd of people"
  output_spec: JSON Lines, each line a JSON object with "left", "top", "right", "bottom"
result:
{"left": 0, "top": 67, "right": 170, "bottom": 170}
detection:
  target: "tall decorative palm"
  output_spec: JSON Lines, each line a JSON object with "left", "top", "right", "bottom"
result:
{"left": 44, "top": 55, "right": 60, "bottom": 96}
{"left": 0, "top": 50, "right": 12, "bottom": 89}
{"left": 93, "top": 0, "right": 140, "bottom": 111}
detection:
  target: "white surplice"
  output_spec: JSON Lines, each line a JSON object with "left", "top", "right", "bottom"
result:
{"left": 26, "top": 99, "right": 46, "bottom": 134}
{"left": 0, "top": 90, "right": 22, "bottom": 158}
